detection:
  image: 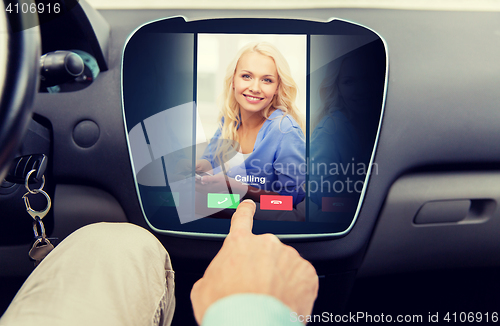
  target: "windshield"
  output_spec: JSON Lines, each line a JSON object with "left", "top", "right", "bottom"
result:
{"left": 86, "top": 0, "right": 500, "bottom": 11}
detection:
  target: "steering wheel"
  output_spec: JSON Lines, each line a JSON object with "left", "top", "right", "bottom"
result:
{"left": 0, "top": 4, "right": 41, "bottom": 180}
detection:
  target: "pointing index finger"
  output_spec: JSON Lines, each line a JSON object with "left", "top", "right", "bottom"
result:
{"left": 229, "top": 199, "right": 256, "bottom": 235}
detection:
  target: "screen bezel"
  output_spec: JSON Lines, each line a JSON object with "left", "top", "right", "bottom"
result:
{"left": 121, "top": 16, "right": 388, "bottom": 240}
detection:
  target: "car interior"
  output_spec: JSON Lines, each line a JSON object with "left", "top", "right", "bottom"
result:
{"left": 1, "top": 1, "right": 500, "bottom": 324}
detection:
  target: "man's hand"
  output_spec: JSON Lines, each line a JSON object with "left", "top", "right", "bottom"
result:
{"left": 190, "top": 199, "right": 319, "bottom": 325}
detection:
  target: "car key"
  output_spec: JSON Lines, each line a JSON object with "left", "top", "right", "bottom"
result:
{"left": 5, "top": 154, "right": 48, "bottom": 184}
{"left": 29, "top": 237, "right": 55, "bottom": 266}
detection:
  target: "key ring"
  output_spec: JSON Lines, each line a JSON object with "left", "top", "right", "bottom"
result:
{"left": 23, "top": 189, "right": 52, "bottom": 220}
{"left": 21, "top": 168, "right": 55, "bottom": 267}
{"left": 25, "top": 169, "right": 45, "bottom": 194}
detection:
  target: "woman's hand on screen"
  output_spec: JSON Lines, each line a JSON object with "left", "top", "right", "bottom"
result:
{"left": 195, "top": 159, "right": 212, "bottom": 173}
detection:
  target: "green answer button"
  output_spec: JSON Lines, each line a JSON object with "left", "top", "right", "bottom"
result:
{"left": 207, "top": 193, "right": 240, "bottom": 209}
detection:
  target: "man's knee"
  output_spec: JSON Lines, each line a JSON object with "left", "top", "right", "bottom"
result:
{"left": 62, "top": 222, "right": 169, "bottom": 265}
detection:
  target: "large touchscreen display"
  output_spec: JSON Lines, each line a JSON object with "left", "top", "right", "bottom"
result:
{"left": 122, "top": 18, "right": 387, "bottom": 237}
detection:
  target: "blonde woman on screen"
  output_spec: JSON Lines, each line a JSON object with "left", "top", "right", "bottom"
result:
{"left": 197, "top": 42, "right": 306, "bottom": 207}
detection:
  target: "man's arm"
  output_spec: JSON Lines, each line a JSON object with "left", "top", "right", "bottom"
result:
{"left": 190, "top": 199, "right": 319, "bottom": 325}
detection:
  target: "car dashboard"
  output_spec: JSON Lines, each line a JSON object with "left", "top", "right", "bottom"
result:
{"left": 1, "top": 1, "right": 500, "bottom": 324}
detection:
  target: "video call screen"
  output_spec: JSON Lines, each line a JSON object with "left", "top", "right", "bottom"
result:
{"left": 123, "top": 18, "right": 387, "bottom": 237}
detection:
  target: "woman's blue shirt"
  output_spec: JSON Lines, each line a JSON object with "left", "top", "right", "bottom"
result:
{"left": 201, "top": 109, "right": 306, "bottom": 205}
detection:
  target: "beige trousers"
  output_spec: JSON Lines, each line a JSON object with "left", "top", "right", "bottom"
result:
{"left": 0, "top": 223, "right": 175, "bottom": 326}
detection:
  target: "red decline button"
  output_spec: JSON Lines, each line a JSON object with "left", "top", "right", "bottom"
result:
{"left": 260, "top": 195, "right": 293, "bottom": 211}
{"left": 322, "top": 197, "right": 358, "bottom": 212}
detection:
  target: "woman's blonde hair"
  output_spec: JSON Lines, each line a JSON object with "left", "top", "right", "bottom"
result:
{"left": 211, "top": 42, "right": 304, "bottom": 166}
{"left": 312, "top": 58, "right": 346, "bottom": 131}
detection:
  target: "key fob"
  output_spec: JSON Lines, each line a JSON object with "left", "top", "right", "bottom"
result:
{"left": 29, "top": 237, "right": 55, "bottom": 265}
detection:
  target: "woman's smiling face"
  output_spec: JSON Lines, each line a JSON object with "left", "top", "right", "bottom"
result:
{"left": 233, "top": 52, "right": 279, "bottom": 115}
